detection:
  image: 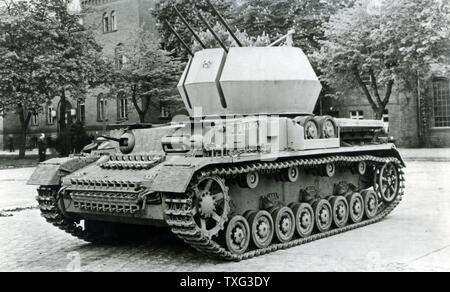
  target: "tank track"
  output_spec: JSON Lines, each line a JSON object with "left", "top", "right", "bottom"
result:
{"left": 36, "top": 187, "right": 116, "bottom": 244}
{"left": 164, "top": 155, "right": 405, "bottom": 261}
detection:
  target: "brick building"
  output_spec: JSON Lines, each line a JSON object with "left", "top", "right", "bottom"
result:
{"left": 325, "top": 66, "right": 450, "bottom": 148}
{"left": 1, "top": 0, "right": 175, "bottom": 150}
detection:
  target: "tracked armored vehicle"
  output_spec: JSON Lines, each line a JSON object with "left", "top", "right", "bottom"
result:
{"left": 28, "top": 6, "right": 405, "bottom": 261}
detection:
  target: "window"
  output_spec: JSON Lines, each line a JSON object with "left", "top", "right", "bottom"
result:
{"left": 117, "top": 93, "right": 128, "bottom": 120}
{"left": 31, "top": 113, "right": 39, "bottom": 127}
{"left": 97, "top": 94, "right": 108, "bottom": 121}
{"left": 111, "top": 11, "right": 117, "bottom": 31}
{"left": 383, "top": 109, "right": 389, "bottom": 132}
{"left": 102, "top": 12, "right": 109, "bottom": 33}
{"left": 382, "top": 109, "right": 389, "bottom": 123}
{"left": 361, "top": 74, "right": 372, "bottom": 86}
{"left": 350, "top": 110, "right": 364, "bottom": 120}
{"left": 115, "top": 44, "right": 124, "bottom": 70}
{"left": 432, "top": 78, "right": 450, "bottom": 128}
{"left": 77, "top": 99, "right": 86, "bottom": 124}
{"left": 47, "top": 105, "right": 55, "bottom": 125}
{"left": 161, "top": 106, "right": 171, "bottom": 118}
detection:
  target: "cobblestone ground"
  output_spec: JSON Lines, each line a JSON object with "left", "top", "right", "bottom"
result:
{"left": 0, "top": 161, "right": 449, "bottom": 272}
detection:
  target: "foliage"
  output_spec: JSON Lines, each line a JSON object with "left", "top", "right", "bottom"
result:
{"left": 0, "top": 0, "right": 111, "bottom": 157}
{"left": 234, "top": 0, "right": 355, "bottom": 55}
{"left": 314, "top": 0, "right": 450, "bottom": 118}
{"left": 113, "top": 30, "right": 184, "bottom": 123}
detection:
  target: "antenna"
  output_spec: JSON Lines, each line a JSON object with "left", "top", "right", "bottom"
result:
{"left": 174, "top": 6, "right": 207, "bottom": 49}
{"left": 164, "top": 20, "right": 194, "bottom": 57}
{"left": 205, "top": 0, "right": 242, "bottom": 47}
{"left": 197, "top": 12, "right": 228, "bottom": 53}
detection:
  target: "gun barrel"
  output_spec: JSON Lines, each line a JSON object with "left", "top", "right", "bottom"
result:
{"left": 198, "top": 12, "right": 228, "bottom": 53}
{"left": 164, "top": 20, "right": 194, "bottom": 57}
{"left": 205, "top": 0, "right": 242, "bottom": 47}
{"left": 174, "top": 6, "right": 206, "bottom": 49}
{"left": 99, "top": 136, "right": 121, "bottom": 143}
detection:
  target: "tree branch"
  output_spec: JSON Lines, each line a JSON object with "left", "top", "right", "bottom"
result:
{"left": 369, "top": 68, "right": 383, "bottom": 107}
{"left": 131, "top": 84, "right": 142, "bottom": 114}
{"left": 382, "top": 79, "right": 395, "bottom": 108}
{"left": 353, "top": 66, "right": 379, "bottom": 112}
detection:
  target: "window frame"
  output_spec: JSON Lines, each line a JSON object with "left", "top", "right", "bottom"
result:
{"left": 115, "top": 44, "right": 124, "bottom": 70}
{"left": 117, "top": 95, "right": 128, "bottom": 121}
{"left": 46, "top": 105, "right": 55, "bottom": 125}
{"left": 97, "top": 94, "right": 108, "bottom": 122}
{"left": 431, "top": 77, "right": 450, "bottom": 129}
{"left": 111, "top": 11, "right": 117, "bottom": 31}
{"left": 102, "top": 12, "right": 109, "bottom": 33}
{"left": 350, "top": 110, "right": 364, "bottom": 120}
{"left": 161, "top": 106, "right": 171, "bottom": 119}
{"left": 77, "top": 99, "right": 86, "bottom": 124}
{"left": 31, "top": 112, "right": 39, "bottom": 127}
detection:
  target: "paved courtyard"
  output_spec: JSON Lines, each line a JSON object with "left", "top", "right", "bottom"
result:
{"left": 0, "top": 152, "right": 449, "bottom": 272}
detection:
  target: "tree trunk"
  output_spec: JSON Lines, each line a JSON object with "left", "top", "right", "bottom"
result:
{"left": 17, "top": 106, "right": 31, "bottom": 159}
{"left": 59, "top": 90, "right": 67, "bottom": 132}
{"left": 58, "top": 90, "right": 69, "bottom": 157}
{"left": 138, "top": 112, "right": 146, "bottom": 124}
{"left": 375, "top": 107, "right": 384, "bottom": 120}
{"left": 18, "top": 127, "right": 27, "bottom": 159}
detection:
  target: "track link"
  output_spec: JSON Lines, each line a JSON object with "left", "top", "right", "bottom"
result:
{"left": 164, "top": 155, "right": 405, "bottom": 261}
{"left": 36, "top": 187, "right": 118, "bottom": 244}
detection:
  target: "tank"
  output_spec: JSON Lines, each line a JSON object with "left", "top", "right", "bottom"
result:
{"left": 27, "top": 13, "right": 405, "bottom": 261}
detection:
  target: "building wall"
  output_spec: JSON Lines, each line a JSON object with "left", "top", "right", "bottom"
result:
{"left": 328, "top": 73, "right": 450, "bottom": 148}
{"left": 2, "top": 0, "right": 175, "bottom": 150}
{"left": 0, "top": 115, "right": 4, "bottom": 150}
{"left": 423, "top": 76, "right": 450, "bottom": 148}
{"left": 328, "top": 85, "right": 420, "bottom": 148}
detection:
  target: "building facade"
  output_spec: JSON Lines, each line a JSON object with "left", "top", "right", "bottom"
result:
{"left": 1, "top": 0, "right": 176, "bottom": 150}
{"left": 326, "top": 68, "right": 450, "bottom": 148}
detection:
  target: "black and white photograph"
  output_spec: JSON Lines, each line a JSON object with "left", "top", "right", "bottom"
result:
{"left": 0, "top": 0, "right": 449, "bottom": 275}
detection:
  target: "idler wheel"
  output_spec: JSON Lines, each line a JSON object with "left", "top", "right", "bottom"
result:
{"left": 291, "top": 203, "right": 315, "bottom": 238}
{"left": 345, "top": 192, "right": 365, "bottom": 223}
{"left": 313, "top": 199, "right": 333, "bottom": 233}
{"left": 376, "top": 163, "right": 400, "bottom": 204}
{"left": 295, "top": 116, "right": 320, "bottom": 140}
{"left": 225, "top": 215, "right": 251, "bottom": 255}
{"left": 316, "top": 116, "right": 338, "bottom": 139}
{"left": 270, "top": 207, "right": 295, "bottom": 243}
{"left": 362, "top": 190, "right": 378, "bottom": 219}
{"left": 246, "top": 210, "right": 274, "bottom": 249}
{"left": 329, "top": 196, "right": 349, "bottom": 228}
{"left": 192, "top": 176, "right": 230, "bottom": 239}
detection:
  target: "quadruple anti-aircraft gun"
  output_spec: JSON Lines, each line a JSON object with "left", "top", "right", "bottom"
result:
{"left": 28, "top": 1, "right": 405, "bottom": 261}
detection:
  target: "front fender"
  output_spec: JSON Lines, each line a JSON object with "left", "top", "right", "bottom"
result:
{"left": 27, "top": 156, "right": 100, "bottom": 186}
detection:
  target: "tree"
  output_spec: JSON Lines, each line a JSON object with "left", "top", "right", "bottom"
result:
{"left": 0, "top": 0, "right": 111, "bottom": 157}
{"left": 113, "top": 31, "right": 184, "bottom": 123}
{"left": 314, "top": 0, "right": 450, "bottom": 119}
{"left": 235, "top": 0, "right": 355, "bottom": 55}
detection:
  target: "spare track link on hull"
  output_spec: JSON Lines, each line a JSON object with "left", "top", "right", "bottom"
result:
{"left": 164, "top": 155, "right": 405, "bottom": 261}
{"left": 36, "top": 187, "right": 114, "bottom": 244}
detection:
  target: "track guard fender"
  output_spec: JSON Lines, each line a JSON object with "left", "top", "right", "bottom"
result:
{"left": 387, "top": 146, "right": 406, "bottom": 167}
{"left": 27, "top": 156, "right": 101, "bottom": 186}
{"left": 145, "top": 164, "right": 199, "bottom": 194}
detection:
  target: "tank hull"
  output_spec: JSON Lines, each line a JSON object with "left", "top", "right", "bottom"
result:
{"left": 33, "top": 142, "right": 404, "bottom": 260}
